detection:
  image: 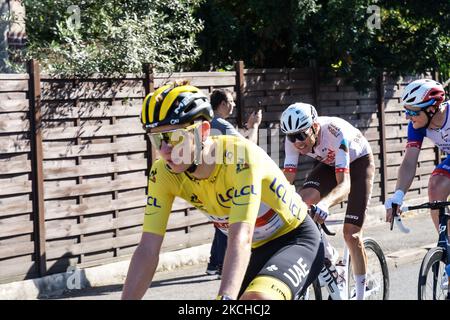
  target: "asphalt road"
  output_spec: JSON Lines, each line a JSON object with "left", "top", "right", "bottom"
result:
{"left": 49, "top": 212, "right": 439, "bottom": 300}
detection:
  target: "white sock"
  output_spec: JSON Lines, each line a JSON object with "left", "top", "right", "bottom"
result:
{"left": 354, "top": 274, "right": 366, "bottom": 300}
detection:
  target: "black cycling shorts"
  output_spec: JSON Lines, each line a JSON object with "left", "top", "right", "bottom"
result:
{"left": 239, "top": 214, "right": 324, "bottom": 300}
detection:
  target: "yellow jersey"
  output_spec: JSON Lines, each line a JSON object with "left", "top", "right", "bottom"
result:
{"left": 143, "top": 135, "right": 308, "bottom": 248}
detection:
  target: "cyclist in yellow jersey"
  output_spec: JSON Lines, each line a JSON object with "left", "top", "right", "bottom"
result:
{"left": 121, "top": 82, "right": 324, "bottom": 300}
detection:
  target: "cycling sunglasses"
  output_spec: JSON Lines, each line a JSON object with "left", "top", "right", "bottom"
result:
{"left": 403, "top": 108, "right": 422, "bottom": 117}
{"left": 147, "top": 122, "right": 201, "bottom": 149}
{"left": 286, "top": 129, "right": 310, "bottom": 143}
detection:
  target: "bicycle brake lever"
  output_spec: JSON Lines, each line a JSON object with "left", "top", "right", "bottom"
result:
{"left": 321, "top": 223, "right": 336, "bottom": 236}
{"left": 390, "top": 203, "right": 398, "bottom": 231}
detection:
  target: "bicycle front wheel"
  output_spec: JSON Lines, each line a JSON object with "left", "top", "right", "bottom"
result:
{"left": 418, "top": 247, "right": 448, "bottom": 300}
{"left": 348, "top": 238, "right": 390, "bottom": 300}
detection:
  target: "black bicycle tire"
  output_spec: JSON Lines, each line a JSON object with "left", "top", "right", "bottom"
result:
{"left": 347, "top": 238, "right": 390, "bottom": 300}
{"left": 417, "top": 247, "right": 446, "bottom": 300}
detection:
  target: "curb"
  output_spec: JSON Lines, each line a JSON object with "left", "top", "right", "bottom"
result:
{"left": 0, "top": 244, "right": 211, "bottom": 300}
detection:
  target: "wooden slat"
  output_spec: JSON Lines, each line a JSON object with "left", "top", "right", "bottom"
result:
{"left": 0, "top": 201, "right": 33, "bottom": 217}
{"left": 245, "top": 79, "right": 313, "bottom": 91}
{"left": 41, "top": 104, "right": 141, "bottom": 119}
{"left": 0, "top": 159, "right": 31, "bottom": 175}
{"left": 0, "top": 119, "right": 29, "bottom": 133}
{"left": 43, "top": 139, "right": 146, "bottom": 159}
{"left": 245, "top": 95, "right": 315, "bottom": 107}
{"left": 0, "top": 137, "right": 30, "bottom": 154}
{"left": 0, "top": 220, "right": 34, "bottom": 237}
{"left": 41, "top": 79, "right": 145, "bottom": 100}
{"left": 46, "top": 233, "right": 141, "bottom": 260}
{"left": 42, "top": 122, "right": 144, "bottom": 140}
{"left": 155, "top": 71, "right": 235, "bottom": 78}
{"left": 172, "top": 197, "right": 193, "bottom": 211}
{"left": 40, "top": 73, "right": 143, "bottom": 80}
{"left": 0, "top": 259, "right": 36, "bottom": 283}
{"left": 0, "top": 241, "right": 35, "bottom": 259}
{"left": 44, "top": 177, "right": 146, "bottom": 199}
{"left": 0, "top": 80, "right": 28, "bottom": 92}
{"left": 162, "top": 224, "right": 214, "bottom": 252}
{"left": 0, "top": 92, "right": 27, "bottom": 99}
{"left": 166, "top": 209, "right": 210, "bottom": 229}
{"left": 45, "top": 194, "right": 145, "bottom": 219}
{"left": 0, "top": 112, "right": 28, "bottom": 121}
{"left": 0, "top": 181, "right": 32, "bottom": 196}
{"left": 0, "top": 99, "right": 29, "bottom": 112}
{"left": 45, "top": 212, "right": 144, "bottom": 239}
{"left": 0, "top": 74, "right": 29, "bottom": 80}
{"left": 43, "top": 158, "right": 147, "bottom": 179}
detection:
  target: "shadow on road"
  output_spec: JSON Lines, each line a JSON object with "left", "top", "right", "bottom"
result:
{"left": 42, "top": 272, "right": 219, "bottom": 299}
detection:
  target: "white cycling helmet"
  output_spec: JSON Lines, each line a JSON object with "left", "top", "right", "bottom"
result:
{"left": 401, "top": 79, "right": 445, "bottom": 108}
{"left": 280, "top": 103, "right": 318, "bottom": 134}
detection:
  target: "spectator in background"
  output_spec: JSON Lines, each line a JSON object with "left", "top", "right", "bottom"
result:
{"left": 206, "top": 88, "right": 262, "bottom": 276}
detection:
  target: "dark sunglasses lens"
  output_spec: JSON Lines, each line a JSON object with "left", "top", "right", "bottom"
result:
{"left": 287, "top": 131, "right": 308, "bottom": 142}
{"left": 287, "top": 135, "right": 296, "bottom": 143}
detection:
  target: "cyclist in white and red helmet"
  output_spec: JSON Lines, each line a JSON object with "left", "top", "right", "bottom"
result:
{"left": 385, "top": 79, "right": 448, "bottom": 228}
{"left": 384, "top": 79, "right": 449, "bottom": 299}
{"left": 280, "top": 102, "right": 374, "bottom": 300}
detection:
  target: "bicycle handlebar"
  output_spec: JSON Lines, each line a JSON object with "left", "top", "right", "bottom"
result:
{"left": 389, "top": 200, "right": 450, "bottom": 234}
{"left": 402, "top": 200, "right": 450, "bottom": 211}
{"left": 309, "top": 205, "right": 336, "bottom": 236}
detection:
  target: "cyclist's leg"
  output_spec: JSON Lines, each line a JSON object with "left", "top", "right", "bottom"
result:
{"left": 344, "top": 154, "right": 374, "bottom": 300}
{"left": 429, "top": 156, "right": 450, "bottom": 233}
{"left": 207, "top": 226, "right": 221, "bottom": 274}
{"left": 300, "top": 163, "right": 337, "bottom": 263}
{"left": 239, "top": 215, "right": 324, "bottom": 300}
{"left": 428, "top": 160, "right": 450, "bottom": 292}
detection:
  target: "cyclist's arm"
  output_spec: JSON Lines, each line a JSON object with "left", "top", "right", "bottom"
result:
{"left": 218, "top": 221, "right": 253, "bottom": 299}
{"left": 395, "top": 146, "right": 420, "bottom": 193}
{"left": 220, "top": 143, "right": 262, "bottom": 298}
{"left": 121, "top": 232, "right": 163, "bottom": 299}
{"left": 283, "top": 139, "right": 300, "bottom": 184}
{"left": 395, "top": 122, "right": 424, "bottom": 194}
{"left": 121, "top": 160, "right": 176, "bottom": 299}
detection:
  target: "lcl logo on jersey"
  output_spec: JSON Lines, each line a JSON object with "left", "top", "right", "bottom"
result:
{"left": 147, "top": 196, "right": 161, "bottom": 208}
{"left": 216, "top": 185, "right": 257, "bottom": 208}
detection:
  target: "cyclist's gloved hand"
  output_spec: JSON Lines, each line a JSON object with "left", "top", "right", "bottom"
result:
{"left": 312, "top": 202, "right": 329, "bottom": 224}
{"left": 384, "top": 190, "right": 404, "bottom": 222}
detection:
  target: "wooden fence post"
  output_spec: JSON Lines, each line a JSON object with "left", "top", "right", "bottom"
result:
{"left": 376, "top": 73, "right": 388, "bottom": 203}
{"left": 28, "top": 59, "right": 47, "bottom": 276}
{"left": 143, "top": 64, "right": 155, "bottom": 175}
{"left": 235, "top": 61, "right": 245, "bottom": 128}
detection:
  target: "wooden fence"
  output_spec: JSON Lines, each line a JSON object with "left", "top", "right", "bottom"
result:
{"left": 0, "top": 60, "right": 438, "bottom": 283}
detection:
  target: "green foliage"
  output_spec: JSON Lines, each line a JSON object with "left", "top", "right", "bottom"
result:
{"left": 195, "top": 0, "right": 450, "bottom": 91}
{"left": 19, "top": 0, "right": 204, "bottom": 75}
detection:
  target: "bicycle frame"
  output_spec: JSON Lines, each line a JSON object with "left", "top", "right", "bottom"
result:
{"left": 396, "top": 201, "right": 450, "bottom": 299}
{"left": 400, "top": 201, "right": 450, "bottom": 266}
